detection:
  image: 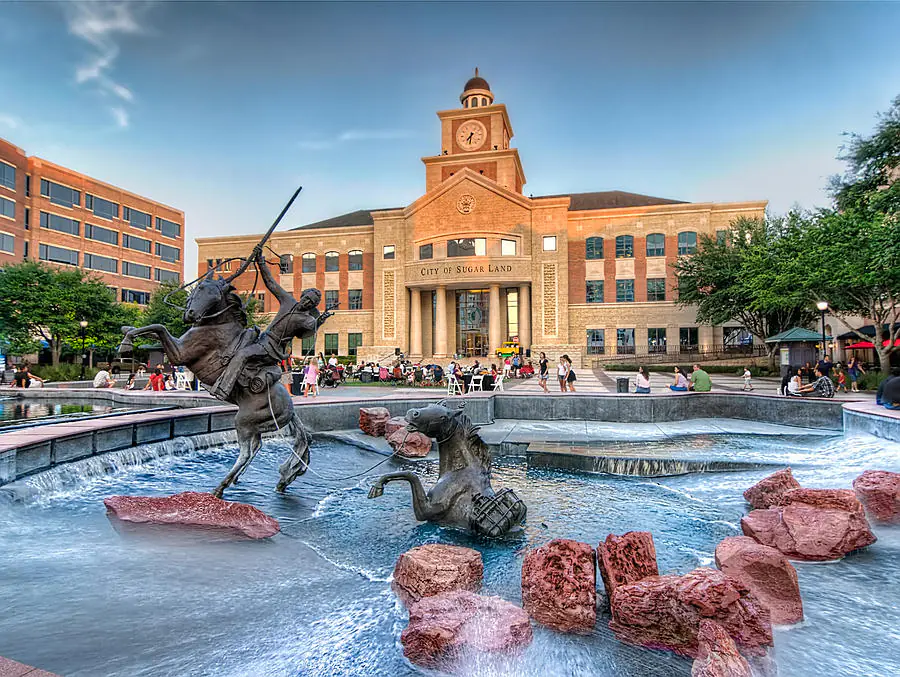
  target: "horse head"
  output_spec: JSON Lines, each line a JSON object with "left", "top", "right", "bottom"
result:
{"left": 184, "top": 272, "right": 246, "bottom": 326}
{"left": 404, "top": 401, "right": 465, "bottom": 439}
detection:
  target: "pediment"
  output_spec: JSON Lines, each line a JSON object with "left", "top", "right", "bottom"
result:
{"left": 401, "top": 168, "right": 532, "bottom": 218}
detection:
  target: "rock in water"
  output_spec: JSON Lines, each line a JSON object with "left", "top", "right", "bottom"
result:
{"left": 853, "top": 470, "right": 900, "bottom": 523}
{"left": 103, "top": 492, "right": 280, "bottom": 539}
{"left": 387, "top": 428, "right": 433, "bottom": 458}
{"left": 691, "top": 620, "right": 753, "bottom": 677}
{"left": 714, "top": 536, "right": 803, "bottom": 625}
{"left": 393, "top": 544, "right": 483, "bottom": 605}
{"left": 741, "top": 490, "right": 876, "bottom": 561}
{"left": 521, "top": 538, "right": 596, "bottom": 633}
{"left": 597, "top": 531, "right": 659, "bottom": 600}
{"left": 359, "top": 407, "right": 391, "bottom": 436}
{"left": 385, "top": 416, "right": 409, "bottom": 438}
{"left": 609, "top": 568, "right": 772, "bottom": 658}
{"left": 401, "top": 590, "right": 532, "bottom": 668}
{"left": 743, "top": 468, "right": 800, "bottom": 509}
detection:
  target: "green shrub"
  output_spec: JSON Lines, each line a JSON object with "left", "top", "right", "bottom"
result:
{"left": 856, "top": 371, "right": 889, "bottom": 391}
{"left": 28, "top": 364, "right": 100, "bottom": 382}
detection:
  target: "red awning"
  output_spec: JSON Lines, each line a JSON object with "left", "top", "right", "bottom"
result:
{"left": 844, "top": 339, "right": 900, "bottom": 349}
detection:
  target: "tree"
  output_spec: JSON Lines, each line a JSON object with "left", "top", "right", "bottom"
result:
{"left": 141, "top": 281, "right": 190, "bottom": 337}
{"left": 674, "top": 215, "right": 819, "bottom": 370}
{"left": 0, "top": 262, "right": 124, "bottom": 365}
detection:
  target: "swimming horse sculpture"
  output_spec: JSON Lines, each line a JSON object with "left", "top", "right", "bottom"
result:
{"left": 367, "top": 401, "right": 527, "bottom": 537}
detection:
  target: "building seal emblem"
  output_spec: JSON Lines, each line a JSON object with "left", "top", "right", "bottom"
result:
{"left": 456, "top": 194, "right": 476, "bottom": 215}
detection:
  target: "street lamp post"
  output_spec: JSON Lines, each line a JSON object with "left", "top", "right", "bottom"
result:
{"left": 816, "top": 301, "right": 828, "bottom": 363}
{"left": 79, "top": 320, "right": 88, "bottom": 382}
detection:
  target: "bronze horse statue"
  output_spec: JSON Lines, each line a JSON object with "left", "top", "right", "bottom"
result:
{"left": 119, "top": 249, "right": 328, "bottom": 498}
{"left": 368, "top": 401, "right": 527, "bottom": 537}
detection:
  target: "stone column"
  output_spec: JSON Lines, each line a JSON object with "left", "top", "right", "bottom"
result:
{"left": 434, "top": 285, "right": 448, "bottom": 358}
{"left": 519, "top": 284, "right": 531, "bottom": 351}
{"left": 409, "top": 287, "right": 422, "bottom": 357}
{"left": 489, "top": 284, "right": 502, "bottom": 354}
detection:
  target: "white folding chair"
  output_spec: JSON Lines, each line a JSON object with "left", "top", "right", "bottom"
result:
{"left": 175, "top": 372, "right": 191, "bottom": 390}
{"left": 492, "top": 374, "right": 505, "bottom": 392}
{"left": 447, "top": 375, "right": 464, "bottom": 396}
{"left": 470, "top": 375, "right": 484, "bottom": 392}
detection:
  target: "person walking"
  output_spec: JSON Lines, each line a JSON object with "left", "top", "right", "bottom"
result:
{"left": 562, "top": 355, "right": 577, "bottom": 392}
{"left": 669, "top": 366, "right": 689, "bottom": 392}
{"left": 635, "top": 366, "right": 651, "bottom": 394}
{"left": 847, "top": 355, "right": 865, "bottom": 393}
{"left": 741, "top": 367, "right": 753, "bottom": 391}
{"left": 538, "top": 352, "right": 550, "bottom": 394}
{"left": 556, "top": 356, "right": 568, "bottom": 392}
{"left": 304, "top": 358, "right": 319, "bottom": 397}
{"left": 835, "top": 367, "right": 847, "bottom": 393}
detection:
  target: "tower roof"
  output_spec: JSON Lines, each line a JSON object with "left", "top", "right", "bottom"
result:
{"left": 463, "top": 67, "right": 490, "bottom": 93}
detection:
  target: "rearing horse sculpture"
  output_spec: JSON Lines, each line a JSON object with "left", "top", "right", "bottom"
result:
{"left": 119, "top": 249, "right": 329, "bottom": 498}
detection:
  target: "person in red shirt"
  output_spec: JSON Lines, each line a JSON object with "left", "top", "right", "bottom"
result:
{"left": 143, "top": 368, "right": 165, "bottom": 391}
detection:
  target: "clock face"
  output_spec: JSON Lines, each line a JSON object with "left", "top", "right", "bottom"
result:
{"left": 456, "top": 120, "right": 486, "bottom": 151}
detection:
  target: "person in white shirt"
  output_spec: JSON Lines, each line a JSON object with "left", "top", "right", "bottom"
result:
{"left": 635, "top": 366, "right": 651, "bottom": 393}
{"left": 93, "top": 369, "right": 115, "bottom": 388}
{"left": 328, "top": 354, "right": 338, "bottom": 367}
{"left": 742, "top": 367, "right": 753, "bottom": 391}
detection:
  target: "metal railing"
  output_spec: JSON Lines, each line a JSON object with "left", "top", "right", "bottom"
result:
{"left": 588, "top": 343, "right": 768, "bottom": 367}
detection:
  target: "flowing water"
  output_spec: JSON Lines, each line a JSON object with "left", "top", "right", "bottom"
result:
{"left": 0, "top": 424, "right": 898, "bottom": 677}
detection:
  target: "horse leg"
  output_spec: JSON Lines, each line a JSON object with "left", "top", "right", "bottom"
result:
{"left": 367, "top": 472, "right": 440, "bottom": 521}
{"left": 212, "top": 425, "right": 261, "bottom": 498}
{"left": 276, "top": 412, "right": 312, "bottom": 493}
{"left": 120, "top": 324, "right": 188, "bottom": 365}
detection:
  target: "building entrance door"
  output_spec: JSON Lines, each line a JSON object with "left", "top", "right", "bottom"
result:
{"left": 456, "top": 290, "right": 489, "bottom": 357}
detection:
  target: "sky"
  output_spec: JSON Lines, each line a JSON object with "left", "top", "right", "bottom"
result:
{"left": 1, "top": 1, "right": 898, "bottom": 275}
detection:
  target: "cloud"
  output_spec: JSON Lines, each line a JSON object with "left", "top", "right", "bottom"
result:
{"left": 299, "top": 129, "right": 413, "bottom": 151}
{"left": 63, "top": 1, "right": 151, "bottom": 124}
{"left": 0, "top": 114, "right": 20, "bottom": 130}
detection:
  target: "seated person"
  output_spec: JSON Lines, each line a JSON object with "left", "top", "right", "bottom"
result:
{"left": 689, "top": 364, "right": 712, "bottom": 392}
{"left": 124, "top": 373, "right": 137, "bottom": 390}
{"left": 669, "top": 366, "right": 689, "bottom": 391}
{"left": 878, "top": 369, "right": 900, "bottom": 409}
{"left": 787, "top": 367, "right": 803, "bottom": 396}
{"left": 92, "top": 366, "right": 116, "bottom": 388}
{"left": 635, "top": 366, "right": 651, "bottom": 394}
{"left": 797, "top": 367, "right": 835, "bottom": 398}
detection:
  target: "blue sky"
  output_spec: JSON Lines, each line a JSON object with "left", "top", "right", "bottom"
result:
{"left": 1, "top": 1, "right": 898, "bottom": 273}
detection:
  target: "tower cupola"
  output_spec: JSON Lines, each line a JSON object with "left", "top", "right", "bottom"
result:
{"left": 460, "top": 68, "right": 493, "bottom": 109}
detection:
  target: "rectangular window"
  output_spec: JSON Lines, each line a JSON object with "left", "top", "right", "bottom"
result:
{"left": 646, "top": 233, "right": 665, "bottom": 257}
{"left": 155, "top": 268, "right": 180, "bottom": 284}
{"left": 325, "top": 253, "right": 339, "bottom": 272}
{"left": 680, "top": 327, "right": 699, "bottom": 350}
{"left": 446, "top": 238, "right": 485, "bottom": 257}
{"left": 40, "top": 179, "right": 80, "bottom": 208}
{"left": 501, "top": 239, "right": 517, "bottom": 256}
{"left": 647, "top": 278, "right": 666, "bottom": 302}
{"left": 40, "top": 211, "right": 80, "bottom": 236}
{"left": 279, "top": 254, "right": 293, "bottom": 273}
{"left": 616, "top": 279, "right": 635, "bottom": 303}
{"left": 122, "top": 206, "right": 151, "bottom": 229}
{"left": 24, "top": 207, "right": 29, "bottom": 229}
{"left": 301, "top": 254, "right": 316, "bottom": 273}
{"left": 616, "top": 328, "right": 635, "bottom": 355}
{"left": 724, "top": 327, "right": 753, "bottom": 349}
{"left": 586, "top": 280, "right": 604, "bottom": 303}
{"left": 84, "top": 253, "right": 118, "bottom": 273}
{"left": 716, "top": 230, "right": 727, "bottom": 245}
{"left": 156, "top": 217, "right": 181, "bottom": 238}
{"left": 349, "top": 289, "right": 363, "bottom": 310}
{"left": 0, "top": 162, "right": 14, "bottom": 190}
{"left": 325, "top": 290, "right": 339, "bottom": 310}
{"left": 122, "top": 289, "right": 150, "bottom": 304}
{"left": 383, "top": 245, "right": 395, "bottom": 260}
{"left": 0, "top": 196, "right": 13, "bottom": 219}
{"left": 39, "top": 243, "right": 78, "bottom": 266}
{"left": 348, "top": 250, "right": 363, "bottom": 270}
{"left": 585, "top": 237, "right": 604, "bottom": 259}
{"left": 648, "top": 327, "right": 667, "bottom": 353}
{"left": 506, "top": 289, "right": 518, "bottom": 339}
{"left": 122, "top": 261, "right": 151, "bottom": 279}
{"left": 348, "top": 332, "right": 363, "bottom": 357}
{"left": 83, "top": 223, "right": 118, "bottom": 246}
{"left": 85, "top": 194, "right": 118, "bottom": 220}
{"left": 301, "top": 335, "right": 315, "bottom": 356}
{"left": 324, "top": 333, "right": 339, "bottom": 354}
{"left": 587, "top": 329, "right": 605, "bottom": 355}
{"left": 207, "top": 258, "right": 214, "bottom": 270}
{"left": 123, "top": 233, "right": 151, "bottom": 253}
{"left": 419, "top": 243, "right": 433, "bottom": 260}
{"left": 0, "top": 232, "right": 13, "bottom": 254}
{"left": 155, "top": 242, "right": 180, "bottom": 262}
{"left": 678, "top": 231, "right": 698, "bottom": 255}
{"left": 25, "top": 174, "right": 30, "bottom": 196}
{"left": 615, "top": 235, "right": 634, "bottom": 258}
{"left": 542, "top": 235, "right": 557, "bottom": 251}
{"left": 23, "top": 240, "right": 28, "bottom": 258}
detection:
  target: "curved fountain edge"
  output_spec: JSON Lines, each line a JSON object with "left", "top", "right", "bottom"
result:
{"left": 1, "top": 391, "right": 896, "bottom": 487}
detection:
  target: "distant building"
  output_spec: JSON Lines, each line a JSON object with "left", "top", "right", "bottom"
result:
{"left": 197, "top": 71, "right": 766, "bottom": 365}
{"left": 0, "top": 136, "right": 184, "bottom": 305}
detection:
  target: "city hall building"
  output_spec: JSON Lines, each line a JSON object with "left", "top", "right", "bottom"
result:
{"left": 197, "top": 72, "right": 766, "bottom": 366}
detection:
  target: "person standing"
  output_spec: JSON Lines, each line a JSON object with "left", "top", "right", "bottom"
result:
{"left": 635, "top": 366, "right": 651, "bottom": 394}
{"left": 817, "top": 354, "right": 833, "bottom": 378}
{"left": 741, "top": 367, "right": 753, "bottom": 391}
{"left": 690, "top": 364, "right": 712, "bottom": 392}
{"left": 304, "top": 358, "right": 319, "bottom": 397}
{"left": 847, "top": 355, "right": 865, "bottom": 393}
{"left": 556, "top": 356, "right": 568, "bottom": 392}
{"left": 562, "top": 354, "right": 576, "bottom": 392}
{"left": 538, "top": 352, "right": 550, "bottom": 393}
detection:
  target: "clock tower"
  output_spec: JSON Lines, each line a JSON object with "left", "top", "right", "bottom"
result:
{"left": 422, "top": 69, "right": 526, "bottom": 194}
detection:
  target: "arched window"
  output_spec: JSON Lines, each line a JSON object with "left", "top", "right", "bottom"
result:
{"left": 585, "top": 237, "right": 604, "bottom": 260}
{"left": 481, "top": 97, "right": 487, "bottom": 106}
{"left": 325, "top": 251, "right": 339, "bottom": 272}
{"left": 615, "top": 235, "right": 634, "bottom": 258}
{"left": 301, "top": 252, "right": 316, "bottom": 273}
{"left": 677, "top": 231, "right": 697, "bottom": 255}
{"left": 471, "top": 98, "right": 479, "bottom": 108}
{"left": 348, "top": 249, "right": 363, "bottom": 271}
{"left": 463, "top": 99, "right": 469, "bottom": 108}
{"left": 646, "top": 233, "right": 665, "bottom": 257}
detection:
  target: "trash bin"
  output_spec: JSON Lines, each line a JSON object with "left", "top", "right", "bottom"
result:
{"left": 292, "top": 372, "right": 303, "bottom": 395}
{"left": 360, "top": 371, "right": 373, "bottom": 384}
{"left": 616, "top": 377, "right": 630, "bottom": 393}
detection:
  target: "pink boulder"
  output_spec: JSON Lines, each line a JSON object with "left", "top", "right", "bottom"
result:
{"left": 691, "top": 620, "right": 753, "bottom": 677}
{"left": 597, "top": 531, "right": 659, "bottom": 600}
{"left": 0, "top": 656, "right": 61, "bottom": 677}
{"left": 714, "top": 536, "right": 802, "bottom": 625}
{"left": 387, "top": 428, "right": 433, "bottom": 458}
{"left": 743, "top": 468, "right": 800, "bottom": 509}
{"left": 103, "top": 491, "right": 280, "bottom": 539}
{"left": 359, "top": 407, "right": 391, "bottom": 436}
{"left": 401, "top": 590, "right": 532, "bottom": 668}
{"left": 741, "top": 494, "right": 876, "bottom": 561}
{"left": 853, "top": 470, "right": 900, "bottom": 523}
{"left": 385, "top": 416, "right": 408, "bottom": 438}
{"left": 609, "top": 567, "right": 772, "bottom": 658}
{"left": 521, "top": 538, "right": 596, "bottom": 633}
{"left": 393, "top": 544, "right": 483, "bottom": 605}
